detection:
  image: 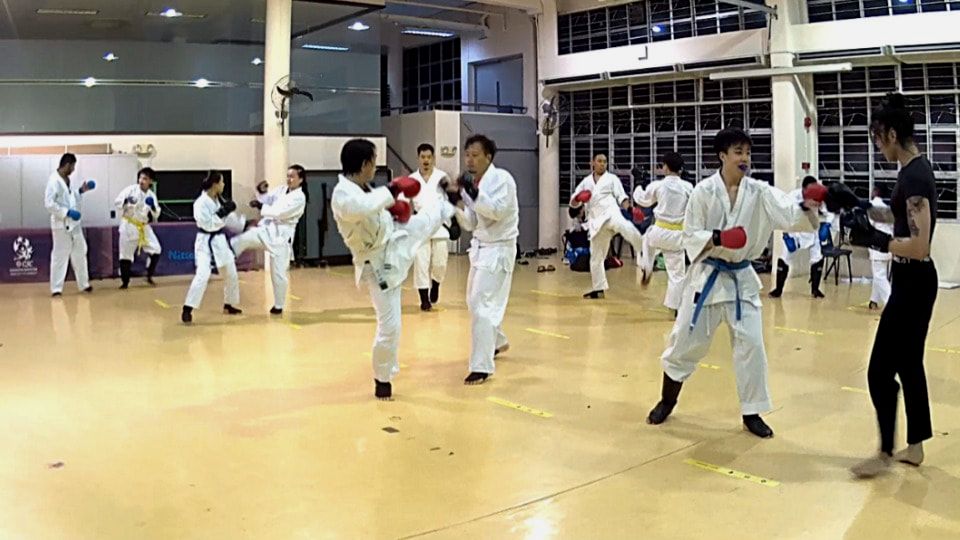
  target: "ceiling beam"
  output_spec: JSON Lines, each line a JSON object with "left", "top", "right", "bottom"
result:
{"left": 381, "top": 14, "right": 489, "bottom": 32}
{"left": 467, "top": 0, "right": 543, "bottom": 14}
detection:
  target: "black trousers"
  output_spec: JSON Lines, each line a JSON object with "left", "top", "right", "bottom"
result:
{"left": 868, "top": 259, "right": 938, "bottom": 454}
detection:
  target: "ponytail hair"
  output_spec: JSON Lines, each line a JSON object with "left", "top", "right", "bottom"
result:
{"left": 201, "top": 169, "right": 223, "bottom": 191}
{"left": 871, "top": 92, "right": 914, "bottom": 147}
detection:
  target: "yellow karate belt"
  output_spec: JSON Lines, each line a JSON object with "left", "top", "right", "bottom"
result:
{"left": 124, "top": 216, "right": 148, "bottom": 255}
{"left": 655, "top": 220, "right": 684, "bottom": 231}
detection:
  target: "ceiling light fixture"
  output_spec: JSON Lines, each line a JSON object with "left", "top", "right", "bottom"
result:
{"left": 302, "top": 44, "right": 350, "bottom": 52}
{"left": 193, "top": 78, "right": 210, "bottom": 88}
{"left": 401, "top": 28, "right": 456, "bottom": 38}
{"left": 348, "top": 21, "right": 370, "bottom": 31}
{"left": 83, "top": 77, "right": 97, "bottom": 88}
{"left": 36, "top": 8, "right": 99, "bottom": 16}
{"left": 251, "top": 57, "right": 264, "bottom": 66}
{"left": 147, "top": 9, "right": 204, "bottom": 19}
{"left": 103, "top": 52, "right": 118, "bottom": 62}
{"left": 652, "top": 25, "right": 663, "bottom": 33}
{"left": 160, "top": 8, "right": 182, "bottom": 17}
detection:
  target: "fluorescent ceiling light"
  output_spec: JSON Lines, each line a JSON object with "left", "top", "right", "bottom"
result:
{"left": 146, "top": 9, "right": 204, "bottom": 19}
{"left": 193, "top": 78, "right": 210, "bottom": 88}
{"left": 83, "top": 77, "right": 97, "bottom": 87}
{"left": 348, "top": 21, "right": 370, "bottom": 31}
{"left": 302, "top": 44, "right": 350, "bottom": 52}
{"left": 651, "top": 25, "right": 663, "bottom": 33}
{"left": 401, "top": 28, "right": 455, "bottom": 38}
{"left": 36, "top": 8, "right": 99, "bottom": 16}
{"left": 160, "top": 8, "right": 182, "bottom": 17}
{"left": 709, "top": 63, "right": 853, "bottom": 80}
{"left": 103, "top": 52, "right": 118, "bottom": 62}
{"left": 251, "top": 57, "right": 264, "bottom": 66}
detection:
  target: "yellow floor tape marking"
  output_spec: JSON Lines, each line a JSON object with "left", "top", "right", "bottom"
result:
{"left": 154, "top": 299, "right": 170, "bottom": 309}
{"left": 362, "top": 352, "right": 372, "bottom": 359}
{"left": 841, "top": 386, "right": 869, "bottom": 395}
{"left": 530, "top": 289, "right": 567, "bottom": 298}
{"left": 847, "top": 301, "right": 873, "bottom": 312}
{"left": 928, "top": 346, "right": 960, "bottom": 355}
{"left": 684, "top": 459, "right": 780, "bottom": 487}
{"left": 525, "top": 328, "right": 571, "bottom": 340}
{"left": 487, "top": 397, "right": 553, "bottom": 418}
{"left": 699, "top": 363, "right": 721, "bottom": 370}
{"left": 401, "top": 363, "right": 409, "bottom": 369}
{"left": 774, "top": 326, "right": 824, "bottom": 336}
{"left": 287, "top": 322, "right": 302, "bottom": 330}
{"left": 290, "top": 294, "right": 302, "bottom": 301}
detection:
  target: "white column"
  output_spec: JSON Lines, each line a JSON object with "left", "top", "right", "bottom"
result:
{"left": 263, "top": 0, "right": 292, "bottom": 183}
{"left": 537, "top": 1, "right": 561, "bottom": 249}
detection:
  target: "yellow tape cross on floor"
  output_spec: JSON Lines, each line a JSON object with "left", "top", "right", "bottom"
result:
{"left": 487, "top": 397, "right": 553, "bottom": 418}
{"left": 684, "top": 459, "right": 780, "bottom": 487}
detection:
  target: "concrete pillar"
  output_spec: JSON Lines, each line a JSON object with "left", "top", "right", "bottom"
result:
{"left": 536, "top": 1, "right": 560, "bottom": 249}
{"left": 263, "top": 0, "right": 292, "bottom": 183}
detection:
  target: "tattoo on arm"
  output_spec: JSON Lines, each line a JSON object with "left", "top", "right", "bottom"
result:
{"left": 906, "top": 196, "right": 925, "bottom": 238}
{"left": 866, "top": 205, "right": 895, "bottom": 224}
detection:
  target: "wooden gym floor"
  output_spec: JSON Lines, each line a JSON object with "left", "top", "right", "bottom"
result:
{"left": 1, "top": 255, "right": 958, "bottom": 539}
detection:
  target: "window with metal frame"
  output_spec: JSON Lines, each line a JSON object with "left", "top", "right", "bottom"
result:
{"left": 402, "top": 38, "right": 462, "bottom": 113}
{"left": 807, "top": 0, "right": 960, "bottom": 22}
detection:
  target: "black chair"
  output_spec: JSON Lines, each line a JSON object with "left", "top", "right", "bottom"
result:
{"left": 821, "top": 221, "right": 853, "bottom": 285}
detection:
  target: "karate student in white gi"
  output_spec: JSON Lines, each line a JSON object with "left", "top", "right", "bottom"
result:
{"left": 407, "top": 143, "right": 452, "bottom": 311}
{"left": 45, "top": 153, "right": 94, "bottom": 296}
{"left": 181, "top": 170, "right": 246, "bottom": 324}
{"left": 645, "top": 128, "right": 826, "bottom": 438}
{"left": 115, "top": 167, "right": 162, "bottom": 289}
{"left": 569, "top": 153, "right": 644, "bottom": 299}
{"left": 331, "top": 139, "right": 453, "bottom": 400}
{"left": 768, "top": 175, "right": 830, "bottom": 299}
{"left": 633, "top": 151, "right": 693, "bottom": 316}
{"left": 230, "top": 164, "right": 307, "bottom": 315}
{"left": 867, "top": 185, "right": 894, "bottom": 309}
{"left": 444, "top": 135, "right": 519, "bottom": 385}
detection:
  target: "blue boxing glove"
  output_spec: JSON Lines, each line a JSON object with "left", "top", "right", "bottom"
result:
{"left": 145, "top": 196, "right": 156, "bottom": 209}
{"left": 85, "top": 179, "right": 96, "bottom": 191}
{"left": 66, "top": 209, "right": 81, "bottom": 221}
{"left": 782, "top": 233, "right": 798, "bottom": 253}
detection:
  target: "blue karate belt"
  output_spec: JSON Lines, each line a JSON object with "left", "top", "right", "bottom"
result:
{"left": 689, "top": 257, "right": 752, "bottom": 331}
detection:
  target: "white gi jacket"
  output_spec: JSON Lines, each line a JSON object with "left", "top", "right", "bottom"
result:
{"left": 868, "top": 197, "right": 894, "bottom": 262}
{"left": 571, "top": 171, "right": 628, "bottom": 240}
{"left": 684, "top": 172, "right": 819, "bottom": 309}
{"left": 193, "top": 192, "right": 244, "bottom": 268}
{"left": 408, "top": 168, "right": 451, "bottom": 240}
{"left": 115, "top": 184, "right": 160, "bottom": 225}
{"left": 632, "top": 175, "right": 693, "bottom": 224}
{"left": 255, "top": 185, "right": 307, "bottom": 248}
{"left": 44, "top": 172, "right": 83, "bottom": 232}
{"left": 455, "top": 163, "right": 519, "bottom": 272}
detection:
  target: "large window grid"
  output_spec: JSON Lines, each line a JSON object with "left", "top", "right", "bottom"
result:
{"left": 814, "top": 63, "right": 960, "bottom": 220}
{"left": 558, "top": 77, "right": 773, "bottom": 203}
{"left": 557, "top": 1, "right": 768, "bottom": 56}
{"left": 807, "top": 0, "right": 960, "bottom": 22}
{"left": 402, "top": 38, "right": 462, "bottom": 113}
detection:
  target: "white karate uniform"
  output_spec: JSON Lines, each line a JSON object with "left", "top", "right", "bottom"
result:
{"left": 868, "top": 196, "right": 893, "bottom": 306}
{"left": 231, "top": 185, "right": 306, "bottom": 310}
{"left": 331, "top": 175, "right": 452, "bottom": 383}
{"left": 184, "top": 193, "right": 245, "bottom": 309}
{"left": 661, "top": 172, "right": 818, "bottom": 415}
{"left": 114, "top": 184, "right": 162, "bottom": 261}
{"left": 571, "top": 172, "right": 644, "bottom": 291}
{"left": 780, "top": 188, "right": 824, "bottom": 266}
{"left": 408, "top": 168, "right": 451, "bottom": 290}
{"left": 633, "top": 175, "right": 693, "bottom": 310}
{"left": 455, "top": 164, "right": 520, "bottom": 375}
{"left": 44, "top": 171, "right": 90, "bottom": 294}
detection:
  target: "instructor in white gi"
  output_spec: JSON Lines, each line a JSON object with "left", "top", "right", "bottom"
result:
{"left": 407, "top": 143, "right": 451, "bottom": 311}
{"left": 45, "top": 153, "right": 94, "bottom": 296}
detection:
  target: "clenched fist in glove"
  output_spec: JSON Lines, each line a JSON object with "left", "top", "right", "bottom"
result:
{"left": 389, "top": 176, "right": 421, "bottom": 199}
{"left": 572, "top": 190, "right": 592, "bottom": 204}
{"left": 825, "top": 182, "right": 871, "bottom": 213}
{"left": 250, "top": 200, "right": 263, "bottom": 210}
{"left": 457, "top": 173, "right": 479, "bottom": 200}
{"left": 712, "top": 226, "right": 747, "bottom": 249}
{"left": 388, "top": 200, "right": 412, "bottom": 223}
{"left": 843, "top": 209, "right": 891, "bottom": 252}
{"left": 216, "top": 200, "right": 237, "bottom": 218}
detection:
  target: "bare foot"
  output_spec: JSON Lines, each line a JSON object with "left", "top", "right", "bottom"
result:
{"left": 894, "top": 444, "right": 924, "bottom": 466}
{"left": 851, "top": 452, "right": 892, "bottom": 479}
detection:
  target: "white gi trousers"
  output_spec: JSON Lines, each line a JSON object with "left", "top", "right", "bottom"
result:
{"left": 231, "top": 229, "right": 292, "bottom": 310}
{"left": 640, "top": 223, "right": 686, "bottom": 310}
{"left": 413, "top": 238, "right": 449, "bottom": 290}
{"left": 184, "top": 232, "right": 239, "bottom": 309}
{"left": 870, "top": 258, "right": 892, "bottom": 306}
{"left": 590, "top": 212, "right": 644, "bottom": 291}
{"left": 467, "top": 241, "right": 515, "bottom": 374}
{"left": 50, "top": 227, "right": 90, "bottom": 294}
{"left": 367, "top": 203, "right": 446, "bottom": 382}
{"left": 118, "top": 220, "right": 161, "bottom": 261}
{"left": 662, "top": 286, "right": 772, "bottom": 416}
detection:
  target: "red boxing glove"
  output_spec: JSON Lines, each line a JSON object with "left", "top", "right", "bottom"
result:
{"left": 573, "top": 190, "right": 592, "bottom": 204}
{"left": 388, "top": 200, "right": 412, "bottom": 223}
{"left": 803, "top": 182, "right": 828, "bottom": 203}
{"left": 631, "top": 207, "right": 645, "bottom": 222}
{"left": 713, "top": 226, "right": 747, "bottom": 249}
{"left": 389, "top": 176, "right": 421, "bottom": 199}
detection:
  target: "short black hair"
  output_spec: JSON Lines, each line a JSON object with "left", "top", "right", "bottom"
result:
{"left": 464, "top": 134, "right": 497, "bottom": 160}
{"left": 713, "top": 128, "right": 752, "bottom": 157}
{"left": 801, "top": 175, "right": 818, "bottom": 188}
{"left": 871, "top": 92, "right": 914, "bottom": 148}
{"left": 416, "top": 143, "right": 435, "bottom": 156}
{"left": 59, "top": 153, "right": 77, "bottom": 168}
{"left": 201, "top": 169, "right": 223, "bottom": 190}
{"left": 138, "top": 167, "right": 156, "bottom": 181}
{"left": 341, "top": 139, "right": 377, "bottom": 175}
{"left": 662, "top": 152, "right": 684, "bottom": 174}
{"left": 289, "top": 164, "right": 306, "bottom": 182}
{"left": 873, "top": 183, "right": 890, "bottom": 199}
